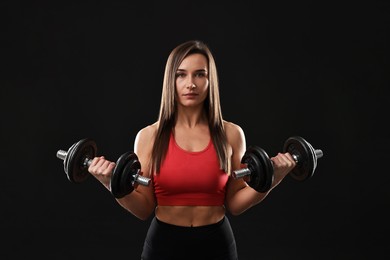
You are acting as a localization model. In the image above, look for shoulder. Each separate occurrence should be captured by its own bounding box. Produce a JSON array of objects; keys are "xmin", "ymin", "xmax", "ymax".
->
[
  {"xmin": 223, "ymin": 120, "xmax": 246, "ymax": 153},
  {"xmin": 136, "ymin": 122, "xmax": 158, "ymax": 140},
  {"xmin": 223, "ymin": 120, "xmax": 245, "ymax": 142},
  {"xmin": 134, "ymin": 122, "xmax": 158, "ymax": 153},
  {"xmin": 223, "ymin": 120, "xmax": 246, "ymax": 167}
]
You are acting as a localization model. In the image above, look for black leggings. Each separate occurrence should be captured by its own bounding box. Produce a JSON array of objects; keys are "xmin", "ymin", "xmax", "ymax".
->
[{"xmin": 141, "ymin": 216, "xmax": 238, "ymax": 260}]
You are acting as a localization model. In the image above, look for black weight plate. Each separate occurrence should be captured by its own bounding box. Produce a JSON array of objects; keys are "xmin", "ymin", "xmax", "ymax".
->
[
  {"xmin": 250, "ymin": 146, "xmax": 274, "ymax": 192},
  {"xmin": 64, "ymin": 142, "xmax": 77, "ymax": 176},
  {"xmin": 117, "ymin": 158, "xmax": 141, "ymax": 198},
  {"xmin": 242, "ymin": 146, "xmax": 264, "ymax": 193},
  {"xmin": 283, "ymin": 136, "xmax": 315, "ymax": 181},
  {"xmin": 67, "ymin": 138, "xmax": 97, "ymax": 183},
  {"xmin": 111, "ymin": 151, "xmax": 137, "ymax": 198}
]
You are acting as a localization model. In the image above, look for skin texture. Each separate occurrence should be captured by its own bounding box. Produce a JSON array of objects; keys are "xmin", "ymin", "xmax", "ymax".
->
[{"xmin": 88, "ymin": 53, "xmax": 296, "ymax": 226}]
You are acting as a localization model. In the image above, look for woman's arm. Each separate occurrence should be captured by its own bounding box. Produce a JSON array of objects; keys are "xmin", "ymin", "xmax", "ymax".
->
[
  {"xmin": 116, "ymin": 125, "xmax": 157, "ymax": 220},
  {"xmin": 224, "ymin": 122, "xmax": 296, "ymax": 216},
  {"xmin": 88, "ymin": 125, "xmax": 157, "ymax": 220}
]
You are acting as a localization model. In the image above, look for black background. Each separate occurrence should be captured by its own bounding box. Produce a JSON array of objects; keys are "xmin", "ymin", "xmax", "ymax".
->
[{"xmin": 2, "ymin": 1, "xmax": 389, "ymax": 259}]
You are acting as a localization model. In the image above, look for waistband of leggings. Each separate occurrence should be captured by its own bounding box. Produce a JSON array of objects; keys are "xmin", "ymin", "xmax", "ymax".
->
[{"xmin": 154, "ymin": 216, "xmax": 226, "ymax": 230}]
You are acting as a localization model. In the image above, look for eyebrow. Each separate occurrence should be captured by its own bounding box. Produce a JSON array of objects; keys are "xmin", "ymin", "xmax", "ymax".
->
[{"xmin": 176, "ymin": 69, "xmax": 208, "ymax": 73}]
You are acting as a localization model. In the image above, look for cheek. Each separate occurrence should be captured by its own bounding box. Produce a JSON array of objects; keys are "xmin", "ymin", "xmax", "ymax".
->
[
  {"xmin": 175, "ymin": 79, "xmax": 185, "ymax": 92},
  {"xmin": 200, "ymin": 81, "xmax": 209, "ymax": 95},
  {"xmin": 195, "ymin": 77, "xmax": 207, "ymax": 88},
  {"xmin": 175, "ymin": 80, "xmax": 180, "ymax": 93},
  {"xmin": 199, "ymin": 87, "xmax": 209, "ymax": 101}
]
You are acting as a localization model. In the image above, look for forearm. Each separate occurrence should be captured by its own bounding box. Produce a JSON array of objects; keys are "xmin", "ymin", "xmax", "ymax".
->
[
  {"xmin": 116, "ymin": 189, "xmax": 155, "ymax": 220},
  {"xmin": 227, "ymin": 184, "xmax": 271, "ymax": 216}
]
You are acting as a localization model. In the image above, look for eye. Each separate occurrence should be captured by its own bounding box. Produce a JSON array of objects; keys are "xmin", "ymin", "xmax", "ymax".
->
[
  {"xmin": 176, "ymin": 72, "xmax": 186, "ymax": 78},
  {"xmin": 195, "ymin": 72, "xmax": 207, "ymax": 78}
]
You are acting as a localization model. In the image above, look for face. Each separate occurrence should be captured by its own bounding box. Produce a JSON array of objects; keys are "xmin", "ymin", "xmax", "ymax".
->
[{"xmin": 175, "ymin": 53, "xmax": 209, "ymax": 109}]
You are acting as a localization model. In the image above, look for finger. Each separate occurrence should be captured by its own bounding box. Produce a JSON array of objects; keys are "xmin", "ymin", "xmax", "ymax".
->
[
  {"xmin": 271, "ymin": 153, "xmax": 286, "ymax": 164},
  {"xmin": 103, "ymin": 162, "xmax": 116, "ymax": 176},
  {"xmin": 271, "ymin": 153, "xmax": 293, "ymax": 168},
  {"xmin": 284, "ymin": 152, "xmax": 296, "ymax": 163},
  {"xmin": 89, "ymin": 156, "xmax": 101, "ymax": 167},
  {"xmin": 88, "ymin": 157, "xmax": 102, "ymax": 173},
  {"xmin": 94, "ymin": 156, "xmax": 107, "ymax": 168},
  {"xmin": 270, "ymin": 156, "xmax": 280, "ymax": 166},
  {"xmin": 278, "ymin": 153, "xmax": 297, "ymax": 170},
  {"xmin": 99, "ymin": 160, "xmax": 113, "ymax": 175},
  {"xmin": 89, "ymin": 156, "xmax": 106, "ymax": 174}
]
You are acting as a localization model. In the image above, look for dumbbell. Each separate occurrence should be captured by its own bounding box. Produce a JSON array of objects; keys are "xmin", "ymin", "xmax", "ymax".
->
[
  {"xmin": 232, "ymin": 136, "xmax": 323, "ymax": 193},
  {"xmin": 56, "ymin": 138, "xmax": 151, "ymax": 198}
]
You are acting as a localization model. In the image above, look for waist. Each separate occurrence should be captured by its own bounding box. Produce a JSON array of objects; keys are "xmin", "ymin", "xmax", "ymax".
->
[
  {"xmin": 156, "ymin": 193, "xmax": 226, "ymax": 206},
  {"xmin": 155, "ymin": 205, "xmax": 225, "ymax": 227}
]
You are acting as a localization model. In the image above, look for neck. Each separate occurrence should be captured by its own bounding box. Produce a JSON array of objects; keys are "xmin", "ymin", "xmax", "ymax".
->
[{"xmin": 176, "ymin": 106, "xmax": 207, "ymax": 128}]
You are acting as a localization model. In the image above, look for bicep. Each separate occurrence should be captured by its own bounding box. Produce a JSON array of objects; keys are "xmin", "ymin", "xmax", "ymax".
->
[
  {"xmin": 229, "ymin": 123, "xmax": 246, "ymax": 173},
  {"xmin": 225, "ymin": 124, "xmax": 247, "ymax": 202},
  {"xmin": 134, "ymin": 127, "xmax": 154, "ymax": 177},
  {"xmin": 132, "ymin": 128, "xmax": 156, "ymax": 205}
]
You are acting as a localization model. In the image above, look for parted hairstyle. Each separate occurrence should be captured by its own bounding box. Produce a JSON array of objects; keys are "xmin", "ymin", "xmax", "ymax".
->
[{"xmin": 151, "ymin": 40, "xmax": 229, "ymax": 174}]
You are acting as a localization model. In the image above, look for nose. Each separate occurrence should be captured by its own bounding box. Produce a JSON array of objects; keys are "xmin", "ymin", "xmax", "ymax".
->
[
  {"xmin": 186, "ymin": 79, "xmax": 196, "ymax": 89},
  {"xmin": 187, "ymin": 83, "xmax": 196, "ymax": 89}
]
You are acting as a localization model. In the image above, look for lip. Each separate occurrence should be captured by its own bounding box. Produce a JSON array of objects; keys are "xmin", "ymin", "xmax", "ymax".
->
[{"xmin": 183, "ymin": 93, "xmax": 198, "ymax": 97}]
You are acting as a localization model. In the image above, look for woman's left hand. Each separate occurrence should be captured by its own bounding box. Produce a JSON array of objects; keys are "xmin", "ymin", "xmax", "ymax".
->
[{"xmin": 270, "ymin": 152, "xmax": 296, "ymax": 188}]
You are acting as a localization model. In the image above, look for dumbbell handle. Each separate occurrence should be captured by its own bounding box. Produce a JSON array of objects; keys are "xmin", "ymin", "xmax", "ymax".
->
[
  {"xmin": 232, "ymin": 168, "xmax": 250, "ymax": 179},
  {"xmin": 232, "ymin": 149, "xmax": 324, "ymax": 179},
  {"xmin": 291, "ymin": 149, "xmax": 324, "ymax": 163},
  {"xmin": 56, "ymin": 149, "xmax": 150, "ymax": 186}
]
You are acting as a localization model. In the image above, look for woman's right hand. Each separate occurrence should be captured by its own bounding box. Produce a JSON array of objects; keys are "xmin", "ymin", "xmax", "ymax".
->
[{"xmin": 88, "ymin": 156, "xmax": 116, "ymax": 190}]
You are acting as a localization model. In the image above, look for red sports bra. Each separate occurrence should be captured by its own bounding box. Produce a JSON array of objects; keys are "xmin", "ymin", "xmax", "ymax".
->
[{"xmin": 153, "ymin": 133, "xmax": 228, "ymax": 206}]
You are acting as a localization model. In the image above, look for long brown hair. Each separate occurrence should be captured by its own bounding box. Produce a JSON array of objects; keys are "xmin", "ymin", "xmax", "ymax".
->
[{"xmin": 151, "ymin": 40, "xmax": 229, "ymax": 174}]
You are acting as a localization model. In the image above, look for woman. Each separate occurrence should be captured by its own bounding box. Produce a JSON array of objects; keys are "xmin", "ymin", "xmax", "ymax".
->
[{"xmin": 88, "ymin": 40, "xmax": 296, "ymax": 259}]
